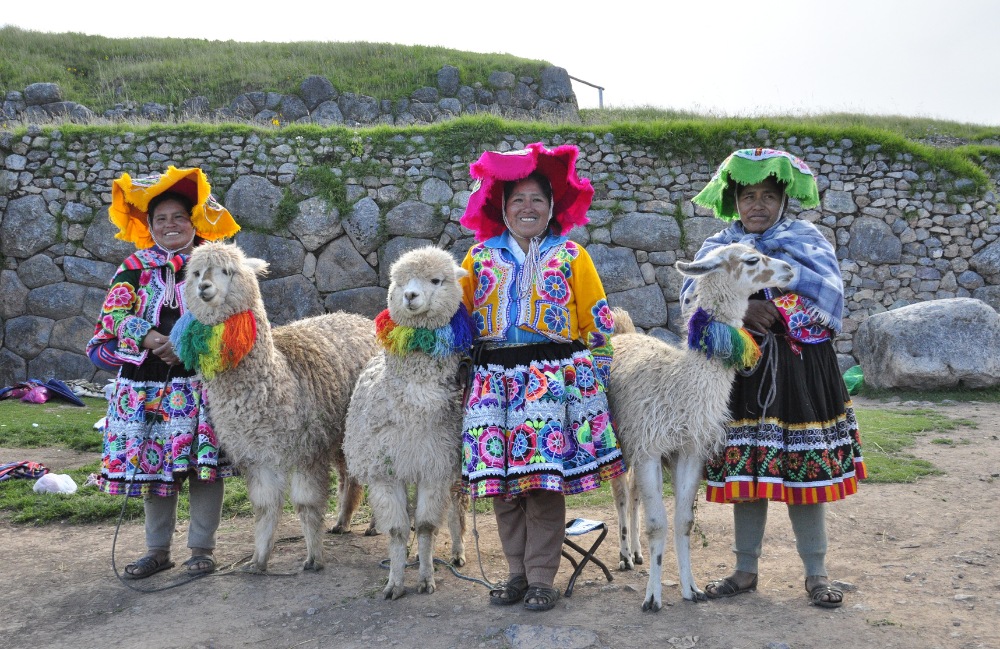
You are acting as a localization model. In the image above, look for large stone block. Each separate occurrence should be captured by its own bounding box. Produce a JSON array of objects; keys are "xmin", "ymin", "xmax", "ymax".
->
[
  {"xmin": 234, "ymin": 232, "xmax": 305, "ymax": 279},
  {"xmin": 0, "ymin": 348, "xmax": 27, "ymax": 386},
  {"xmin": 288, "ymin": 197, "xmax": 342, "ymax": 251},
  {"xmin": 587, "ymin": 244, "xmax": 644, "ymax": 294},
  {"xmin": 82, "ymin": 287, "xmax": 107, "ymax": 323},
  {"xmin": 50, "ymin": 315, "xmax": 95, "ymax": 354},
  {"xmin": 23, "ymin": 83, "xmax": 62, "ymax": 106},
  {"xmin": 488, "ymin": 71, "xmax": 516, "ymax": 89},
  {"xmin": 420, "ymin": 178, "xmax": 454, "ymax": 205},
  {"xmin": 16, "ymin": 254, "xmax": 63, "ymax": 288},
  {"xmin": 338, "ymin": 93, "xmax": 380, "ymax": 123},
  {"xmin": 0, "ymin": 270, "xmax": 28, "ymax": 320},
  {"xmin": 823, "ymin": 190, "xmax": 857, "ymax": 214},
  {"xmin": 610, "ymin": 213, "xmax": 681, "ymax": 252},
  {"xmin": 224, "ymin": 175, "xmax": 283, "ymax": 230},
  {"xmin": 299, "ymin": 75, "xmax": 338, "ymax": 111},
  {"xmin": 63, "ymin": 256, "xmax": 117, "ymax": 288},
  {"xmin": 683, "ymin": 216, "xmax": 728, "ymax": 258},
  {"xmin": 5, "ymin": 315, "xmax": 54, "ymax": 359},
  {"xmin": 314, "ymin": 236, "xmax": 377, "ymax": 293},
  {"xmin": 311, "ymin": 101, "xmax": 344, "ymax": 126},
  {"xmin": 2, "ymin": 195, "xmax": 58, "ymax": 258},
  {"xmin": 277, "ymin": 95, "xmax": 309, "ymax": 122},
  {"xmin": 437, "ymin": 66, "xmax": 460, "ymax": 96},
  {"xmin": 324, "ymin": 286, "xmax": 387, "ymax": 319},
  {"xmin": 344, "ymin": 197, "xmax": 386, "ymax": 256},
  {"xmin": 970, "ymin": 239, "xmax": 1000, "ymax": 283},
  {"xmin": 512, "ymin": 83, "xmax": 539, "ymax": 110},
  {"xmin": 82, "ymin": 207, "xmax": 139, "ymax": 263},
  {"xmin": 607, "ymin": 283, "xmax": 668, "ymax": 329},
  {"xmin": 848, "ymin": 216, "xmax": 901, "ymax": 263},
  {"xmin": 855, "ymin": 298, "xmax": 1000, "ymax": 389},
  {"xmin": 973, "ymin": 285, "xmax": 1000, "ymax": 312},
  {"xmin": 27, "ymin": 348, "xmax": 95, "ymax": 381},
  {"xmin": 379, "ymin": 237, "xmax": 434, "ymax": 287},
  {"xmin": 654, "ymin": 264, "xmax": 685, "ymax": 301},
  {"xmin": 385, "ymin": 201, "xmax": 445, "ymax": 238},
  {"xmin": 540, "ymin": 66, "xmax": 574, "ymax": 102},
  {"xmin": 258, "ymin": 274, "xmax": 323, "ymax": 326},
  {"xmin": 27, "ymin": 282, "xmax": 85, "ymax": 319}
]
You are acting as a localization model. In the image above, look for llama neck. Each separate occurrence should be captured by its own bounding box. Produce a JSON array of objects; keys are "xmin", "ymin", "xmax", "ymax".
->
[
  {"xmin": 692, "ymin": 273, "xmax": 752, "ymax": 328},
  {"xmin": 247, "ymin": 301, "xmax": 277, "ymax": 368}
]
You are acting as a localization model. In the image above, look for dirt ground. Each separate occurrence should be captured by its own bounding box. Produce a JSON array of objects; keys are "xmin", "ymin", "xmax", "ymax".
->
[{"xmin": 1, "ymin": 396, "xmax": 998, "ymax": 649}]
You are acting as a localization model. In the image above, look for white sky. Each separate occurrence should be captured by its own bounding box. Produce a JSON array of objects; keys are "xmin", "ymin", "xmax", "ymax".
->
[{"xmin": 5, "ymin": 0, "xmax": 999, "ymax": 125}]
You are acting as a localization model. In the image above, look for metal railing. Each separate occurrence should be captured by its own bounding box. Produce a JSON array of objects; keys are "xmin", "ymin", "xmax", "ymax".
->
[{"xmin": 568, "ymin": 76, "xmax": 604, "ymax": 109}]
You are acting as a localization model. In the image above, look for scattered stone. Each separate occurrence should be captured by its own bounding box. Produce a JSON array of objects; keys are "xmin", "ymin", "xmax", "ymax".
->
[
  {"xmin": 324, "ymin": 286, "xmax": 387, "ymax": 319},
  {"xmin": 1, "ymin": 195, "xmax": 58, "ymax": 258},
  {"xmin": 288, "ymin": 197, "xmax": 342, "ymax": 251},
  {"xmin": 258, "ymin": 274, "xmax": 322, "ymax": 326},
  {"xmin": 385, "ymin": 201, "xmax": 444, "ymax": 238},
  {"xmin": 504, "ymin": 624, "xmax": 599, "ymax": 649},
  {"xmin": 224, "ymin": 175, "xmax": 283, "ymax": 229},
  {"xmin": 16, "ymin": 254, "xmax": 64, "ymax": 288},
  {"xmin": 234, "ymin": 232, "xmax": 305, "ymax": 279},
  {"xmin": 855, "ymin": 298, "xmax": 1000, "ymax": 389},
  {"xmin": 314, "ymin": 236, "xmax": 378, "ymax": 293},
  {"xmin": 378, "ymin": 237, "xmax": 434, "ymax": 287}
]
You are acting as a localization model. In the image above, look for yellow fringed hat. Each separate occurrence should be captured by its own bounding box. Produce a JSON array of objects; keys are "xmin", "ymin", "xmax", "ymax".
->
[{"xmin": 110, "ymin": 166, "xmax": 240, "ymax": 249}]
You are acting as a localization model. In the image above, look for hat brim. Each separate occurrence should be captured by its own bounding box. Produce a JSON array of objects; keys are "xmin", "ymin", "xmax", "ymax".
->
[
  {"xmin": 110, "ymin": 166, "xmax": 240, "ymax": 248},
  {"xmin": 461, "ymin": 142, "xmax": 594, "ymax": 242}
]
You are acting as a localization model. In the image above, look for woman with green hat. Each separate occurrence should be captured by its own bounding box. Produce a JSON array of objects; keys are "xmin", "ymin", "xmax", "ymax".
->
[{"xmin": 682, "ymin": 149, "xmax": 866, "ymax": 608}]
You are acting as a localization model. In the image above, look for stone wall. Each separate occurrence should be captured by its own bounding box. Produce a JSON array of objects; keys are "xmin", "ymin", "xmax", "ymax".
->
[
  {"xmin": 1, "ymin": 123, "xmax": 999, "ymax": 386},
  {"xmin": 2, "ymin": 66, "xmax": 580, "ymax": 127}
]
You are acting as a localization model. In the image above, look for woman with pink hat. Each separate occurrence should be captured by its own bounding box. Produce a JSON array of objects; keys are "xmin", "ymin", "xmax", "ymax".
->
[{"xmin": 459, "ymin": 142, "xmax": 626, "ymax": 611}]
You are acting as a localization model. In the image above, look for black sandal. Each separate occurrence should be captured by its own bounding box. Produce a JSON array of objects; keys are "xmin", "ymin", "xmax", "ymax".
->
[
  {"xmin": 704, "ymin": 575, "xmax": 758, "ymax": 599},
  {"xmin": 807, "ymin": 579, "xmax": 844, "ymax": 608},
  {"xmin": 489, "ymin": 575, "xmax": 529, "ymax": 605},
  {"xmin": 123, "ymin": 555, "xmax": 175, "ymax": 580},
  {"xmin": 183, "ymin": 555, "xmax": 217, "ymax": 576},
  {"xmin": 523, "ymin": 585, "xmax": 560, "ymax": 611}
]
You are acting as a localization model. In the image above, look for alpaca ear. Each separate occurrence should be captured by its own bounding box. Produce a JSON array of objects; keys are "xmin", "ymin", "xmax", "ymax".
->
[
  {"xmin": 455, "ymin": 266, "xmax": 469, "ymax": 279},
  {"xmin": 245, "ymin": 258, "xmax": 270, "ymax": 276},
  {"xmin": 676, "ymin": 256, "xmax": 723, "ymax": 277}
]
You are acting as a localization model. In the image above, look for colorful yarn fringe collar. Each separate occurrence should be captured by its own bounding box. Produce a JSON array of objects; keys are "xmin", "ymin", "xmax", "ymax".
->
[
  {"xmin": 170, "ymin": 310, "xmax": 257, "ymax": 379},
  {"xmin": 686, "ymin": 307, "xmax": 761, "ymax": 370},
  {"xmin": 375, "ymin": 304, "xmax": 474, "ymax": 358}
]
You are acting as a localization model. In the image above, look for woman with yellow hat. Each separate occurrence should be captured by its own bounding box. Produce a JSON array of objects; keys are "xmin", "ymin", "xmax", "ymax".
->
[{"xmin": 86, "ymin": 167, "xmax": 241, "ymax": 579}]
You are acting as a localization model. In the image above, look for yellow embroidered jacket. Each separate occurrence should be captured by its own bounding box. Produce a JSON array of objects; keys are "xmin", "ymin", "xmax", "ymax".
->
[{"xmin": 460, "ymin": 235, "xmax": 615, "ymax": 385}]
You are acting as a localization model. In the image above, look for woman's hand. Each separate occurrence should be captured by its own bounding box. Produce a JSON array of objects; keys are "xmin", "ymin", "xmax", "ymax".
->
[
  {"xmin": 142, "ymin": 330, "xmax": 181, "ymax": 365},
  {"xmin": 742, "ymin": 300, "xmax": 781, "ymax": 335}
]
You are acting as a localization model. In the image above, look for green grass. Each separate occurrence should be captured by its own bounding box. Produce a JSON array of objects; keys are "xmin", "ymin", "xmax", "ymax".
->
[
  {"xmin": 0, "ymin": 27, "xmax": 549, "ymax": 113},
  {"xmin": 856, "ymin": 408, "xmax": 976, "ymax": 483},
  {"xmin": 0, "ymin": 397, "xmax": 106, "ymax": 451},
  {"xmin": 858, "ymin": 384, "xmax": 1000, "ymax": 403}
]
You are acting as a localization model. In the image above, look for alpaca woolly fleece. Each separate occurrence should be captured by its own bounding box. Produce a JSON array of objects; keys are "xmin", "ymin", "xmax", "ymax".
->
[{"xmin": 184, "ymin": 242, "xmax": 379, "ymax": 572}]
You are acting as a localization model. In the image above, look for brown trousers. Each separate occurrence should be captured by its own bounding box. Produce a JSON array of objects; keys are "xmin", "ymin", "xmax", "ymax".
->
[{"xmin": 493, "ymin": 490, "xmax": 566, "ymax": 587}]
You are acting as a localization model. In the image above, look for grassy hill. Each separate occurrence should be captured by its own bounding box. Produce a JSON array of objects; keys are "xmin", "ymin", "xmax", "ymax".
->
[{"xmin": 0, "ymin": 26, "xmax": 550, "ymax": 112}]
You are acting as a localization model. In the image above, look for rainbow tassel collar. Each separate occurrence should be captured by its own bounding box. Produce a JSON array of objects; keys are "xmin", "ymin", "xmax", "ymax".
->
[
  {"xmin": 686, "ymin": 307, "xmax": 761, "ymax": 370},
  {"xmin": 375, "ymin": 304, "xmax": 474, "ymax": 358},
  {"xmin": 170, "ymin": 310, "xmax": 257, "ymax": 379}
]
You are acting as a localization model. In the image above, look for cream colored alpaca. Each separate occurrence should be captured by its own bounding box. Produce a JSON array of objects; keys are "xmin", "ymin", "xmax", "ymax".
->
[
  {"xmin": 607, "ymin": 243, "xmax": 794, "ymax": 610},
  {"xmin": 343, "ymin": 246, "xmax": 470, "ymax": 600},
  {"xmin": 183, "ymin": 242, "xmax": 378, "ymax": 573}
]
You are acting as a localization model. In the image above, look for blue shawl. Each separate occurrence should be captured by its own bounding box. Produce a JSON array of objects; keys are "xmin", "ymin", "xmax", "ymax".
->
[{"xmin": 680, "ymin": 217, "xmax": 845, "ymax": 333}]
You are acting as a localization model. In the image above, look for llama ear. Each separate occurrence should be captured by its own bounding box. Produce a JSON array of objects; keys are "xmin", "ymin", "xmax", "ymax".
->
[
  {"xmin": 676, "ymin": 256, "xmax": 723, "ymax": 277},
  {"xmin": 455, "ymin": 266, "xmax": 469, "ymax": 279},
  {"xmin": 244, "ymin": 257, "xmax": 270, "ymax": 276}
]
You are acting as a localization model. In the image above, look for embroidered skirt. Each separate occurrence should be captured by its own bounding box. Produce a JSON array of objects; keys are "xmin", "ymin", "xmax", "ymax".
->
[
  {"xmin": 462, "ymin": 340, "xmax": 626, "ymax": 499},
  {"xmin": 100, "ymin": 359, "xmax": 236, "ymax": 497},
  {"xmin": 706, "ymin": 338, "xmax": 866, "ymax": 505}
]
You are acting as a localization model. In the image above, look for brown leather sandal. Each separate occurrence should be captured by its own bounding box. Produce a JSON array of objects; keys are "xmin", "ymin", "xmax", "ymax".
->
[
  {"xmin": 704, "ymin": 575, "xmax": 758, "ymax": 599},
  {"xmin": 489, "ymin": 575, "xmax": 529, "ymax": 605}
]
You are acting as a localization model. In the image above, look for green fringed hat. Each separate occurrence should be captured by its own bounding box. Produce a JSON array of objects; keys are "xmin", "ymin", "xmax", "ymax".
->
[{"xmin": 693, "ymin": 148, "xmax": 820, "ymax": 221}]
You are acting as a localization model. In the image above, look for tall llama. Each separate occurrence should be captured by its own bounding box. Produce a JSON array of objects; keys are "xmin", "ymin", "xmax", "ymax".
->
[
  {"xmin": 176, "ymin": 242, "xmax": 378, "ymax": 572},
  {"xmin": 608, "ymin": 243, "xmax": 794, "ymax": 610}
]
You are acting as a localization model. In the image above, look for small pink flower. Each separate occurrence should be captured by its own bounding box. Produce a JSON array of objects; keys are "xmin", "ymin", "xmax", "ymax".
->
[{"xmin": 104, "ymin": 283, "xmax": 137, "ymax": 310}]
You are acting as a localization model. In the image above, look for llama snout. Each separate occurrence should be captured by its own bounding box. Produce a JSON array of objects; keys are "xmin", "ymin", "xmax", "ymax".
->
[
  {"xmin": 198, "ymin": 281, "xmax": 218, "ymax": 301},
  {"xmin": 776, "ymin": 261, "xmax": 796, "ymax": 287},
  {"xmin": 402, "ymin": 279, "xmax": 426, "ymax": 312}
]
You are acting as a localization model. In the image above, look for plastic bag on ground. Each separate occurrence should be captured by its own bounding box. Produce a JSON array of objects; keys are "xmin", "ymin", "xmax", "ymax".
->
[
  {"xmin": 843, "ymin": 365, "xmax": 864, "ymax": 395},
  {"xmin": 33, "ymin": 473, "xmax": 78, "ymax": 494}
]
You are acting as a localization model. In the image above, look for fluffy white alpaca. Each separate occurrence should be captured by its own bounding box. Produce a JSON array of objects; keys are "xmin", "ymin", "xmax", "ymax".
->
[
  {"xmin": 179, "ymin": 242, "xmax": 378, "ymax": 573},
  {"xmin": 607, "ymin": 243, "xmax": 794, "ymax": 610},
  {"xmin": 343, "ymin": 246, "xmax": 472, "ymax": 600}
]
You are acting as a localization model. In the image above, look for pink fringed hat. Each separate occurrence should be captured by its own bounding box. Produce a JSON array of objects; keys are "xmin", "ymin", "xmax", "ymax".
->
[{"xmin": 461, "ymin": 142, "xmax": 594, "ymax": 242}]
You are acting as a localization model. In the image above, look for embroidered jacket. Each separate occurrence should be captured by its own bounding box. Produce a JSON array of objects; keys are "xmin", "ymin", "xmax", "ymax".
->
[
  {"xmin": 460, "ymin": 235, "xmax": 615, "ymax": 385},
  {"xmin": 86, "ymin": 247, "xmax": 189, "ymax": 366}
]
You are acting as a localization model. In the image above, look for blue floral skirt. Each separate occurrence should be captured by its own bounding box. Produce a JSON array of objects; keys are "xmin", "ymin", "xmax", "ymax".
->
[{"xmin": 462, "ymin": 341, "xmax": 626, "ymax": 499}]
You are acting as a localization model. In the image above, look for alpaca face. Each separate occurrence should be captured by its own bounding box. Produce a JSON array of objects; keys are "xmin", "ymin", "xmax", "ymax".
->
[
  {"xmin": 387, "ymin": 247, "xmax": 468, "ymax": 329},
  {"xmin": 184, "ymin": 242, "xmax": 269, "ymax": 326},
  {"xmin": 677, "ymin": 243, "xmax": 795, "ymax": 298}
]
